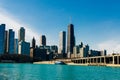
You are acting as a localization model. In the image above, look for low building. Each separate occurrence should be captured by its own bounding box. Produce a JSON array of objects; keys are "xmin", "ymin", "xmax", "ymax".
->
[
  {"xmin": 33, "ymin": 47, "xmax": 47, "ymax": 61},
  {"xmin": 73, "ymin": 46, "xmax": 79, "ymax": 58},
  {"xmin": 79, "ymin": 45, "xmax": 89, "ymax": 57},
  {"xmin": 18, "ymin": 40, "xmax": 30, "ymax": 56},
  {"xmin": 89, "ymin": 50, "xmax": 107, "ymax": 57}
]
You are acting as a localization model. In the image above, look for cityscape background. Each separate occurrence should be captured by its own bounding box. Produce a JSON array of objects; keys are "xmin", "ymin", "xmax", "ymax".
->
[{"xmin": 0, "ymin": 0, "xmax": 120, "ymax": 54}]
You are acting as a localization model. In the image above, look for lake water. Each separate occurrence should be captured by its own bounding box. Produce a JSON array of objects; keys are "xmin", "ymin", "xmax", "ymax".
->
[{"xmin": 0, "ymin": 64, "xmax": 120, "ymax": 80}]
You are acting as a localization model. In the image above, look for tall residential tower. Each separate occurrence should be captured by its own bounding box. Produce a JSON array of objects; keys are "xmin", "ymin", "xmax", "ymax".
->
[
  {"xmin": 59, "ymin": 31, "xmax": 66, "ymax": 56},
  {"xmin": 7, "ymin": 29, "xmax": 15, "ymax": 54},
  {"xmin": 0, "ymin": 24, "xmax": 5, "ymax": 54},
  {"xmin": 18, "ymin": 27, "xmax": 25, "ymax": 42}
]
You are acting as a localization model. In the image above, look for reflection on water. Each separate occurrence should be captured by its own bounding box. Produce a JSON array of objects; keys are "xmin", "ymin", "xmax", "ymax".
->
[{"xmin": 0, "ymin": 64, "xmax": 120, "ymax": 80}]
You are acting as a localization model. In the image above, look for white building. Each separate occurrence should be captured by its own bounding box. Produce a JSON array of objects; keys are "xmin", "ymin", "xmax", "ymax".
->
[{"xmin": 58, "ymin": 31, "xmax": 66, "ymax": 54}]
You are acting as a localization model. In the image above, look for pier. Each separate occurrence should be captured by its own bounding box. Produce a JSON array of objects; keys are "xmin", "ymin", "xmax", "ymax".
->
[{"xmin": 71, "ymin": 54, "xmax": 120, "ymax": 66}]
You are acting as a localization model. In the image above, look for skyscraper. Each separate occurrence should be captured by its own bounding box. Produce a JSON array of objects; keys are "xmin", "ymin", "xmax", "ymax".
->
[
  {"xmin": 40, "ymin": 35, "xmax": 46, "ymax": 46},
  {"xmin": 0, "ymin": 24, "xmax": 5, "ymax": 54},
  {"xmin": 4, "ymin": 31, "xmax": 8, "ymax": 53},
  {"xmin": 32, "ymin": 37, "xmax": 36, "ymax": 48},
  {"xmin": 14, "ymin": 39, "xmax": 18, "ymax": 54},
  {"xmin": 7, "ymin": 29, "xmax": 15, "ymax": 54},
  {"xmin": 67, "ymin": 24, "xmax": 75, "ymax": 57},
  {"xmin": 59, "ymin": 31, "xmax": 66, "ymax": 55},
  {"xmin": 18, "ymin": 27, "xmax": 25, "ymax": 42}
]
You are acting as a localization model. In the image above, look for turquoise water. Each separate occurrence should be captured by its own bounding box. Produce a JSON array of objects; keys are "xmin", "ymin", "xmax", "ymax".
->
[{"xmin": 0, "ymin": 64, "xmax": 120, "ymax": 80}]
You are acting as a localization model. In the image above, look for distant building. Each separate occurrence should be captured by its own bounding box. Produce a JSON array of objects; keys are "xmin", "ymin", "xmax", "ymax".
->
[
  {"xmin": 67, "ymin": 24, "xmax": 75, "ymax": 58},
  {"xmin": 18, "ymin": 27, "xmax": 25, "ymax": 42},
  {"xmin": 39, "ymin": 45, "xmax": 50, "ymax": 52},
  {"xmin": 89, "ymin": 50, "xmax": 101, "ymax": 57},
  {"xmin": 33, "ymin": 47, "xmax": 47, "ymax": 61},
  {"xmin": 40, "ymin": 35, "xmax": 46, "ymax": 46},
  {"xmin": 0, "ymin": 24, "xmax": 5, "ymax": 54},
  {"xmin": 73, "ymin": 46, "xmax": 79, "ymax": 57},
  {"xmin": 30, "ymin": 48, "xmax": 34, "ymax": 58},
  {"xmin": 32, "ymin": 37, "xmax": 36, "ymax": 48},
  {"xmin": 100, "ymin": 50, "xmax": 107, "ymax": 56},
  {"xmin": 7, "ymin": 29, "xmax": 15, "ymax": 54},
  {"xmin": 59, "ymin": 31, "xmax": 66, "ymax": 56},
  {"xmin": 18, "ymin": 40, "xmax": 30, "ymax": 56},
  {"xmin": 89, "ymin": 49, "xmax": 107, "ymax": 57},
  {"xmin": 14, "ymin": 39, "xmax": 18, "ymax": 54},
  {"xmin": 51, "ymin": 45, "xmax": 58, "ymax": 53},
  {"xmin": 79, "ymin": 45, "xmax": 89, "ymax": 57}
]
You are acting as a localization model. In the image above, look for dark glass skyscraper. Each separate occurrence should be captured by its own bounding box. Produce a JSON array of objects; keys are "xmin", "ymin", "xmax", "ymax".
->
[
  {"xmin": 7, "ymin": 29, "xmax": 15, "ymax": 54},
  {"xmin": 18, "ymin": 27, "xmax": 25, "ymax": 42},
  {"xmin": 0, "ymin": 24, "xmax": 5, "ymax": 54},
  {"xmin": 67, "ymin": 24, "xmax": 75, "ymax": 55},
  {"xmin": 40, "ymin": 35, "xmax": 46, "ymax": 46}
]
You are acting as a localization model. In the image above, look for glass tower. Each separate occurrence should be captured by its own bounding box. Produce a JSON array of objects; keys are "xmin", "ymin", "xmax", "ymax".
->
[
  {"xmin": 0, "ymin": 24, "xmax": 5, "ymax": 54},
  {"xmin": 7, "ymin": 29, "xmax": 15, "ymax": 54}
]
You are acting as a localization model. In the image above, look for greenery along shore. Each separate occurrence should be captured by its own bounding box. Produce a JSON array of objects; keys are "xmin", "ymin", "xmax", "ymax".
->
[{"xmin": 0, "ymin": 54, "xmax": 33, "ymax": 63}]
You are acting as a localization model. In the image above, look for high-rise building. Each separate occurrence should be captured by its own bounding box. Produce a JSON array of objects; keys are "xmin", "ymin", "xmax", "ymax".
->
[
  {"xmin": 40, "ymin": 35, "xmax": 46, "ymax": 46},
  {"xmin": 14, "ymin": 39, "xmax": 18, "ymax": 54},
  {"xmin": 18, "ymin": 40, "xmax": 30, "ymax": 56},
  {"xmin": 59, "ymin": 31, "xmax": 66, "ymax": 55},
  {"xmin": 32, "ymin": 37, "xmax": 36, "ymax": 48},
  {"xmin": 18, "ymin": 27, "xmax": 25, "ymax": 42},
  {"xmin": 7, "ymin": 29, "xmax": 15, "ymax": 54},
  {"xmin": 4, "ymin": 31, "xmax": 8, "ymax": 53},
  {"xmin": 0, "ymin": 24, "xmax": 5, "ymax": 54},
  {"xmin": 67, "ymin": 24, "xmax": 75, "ymax": 57}
]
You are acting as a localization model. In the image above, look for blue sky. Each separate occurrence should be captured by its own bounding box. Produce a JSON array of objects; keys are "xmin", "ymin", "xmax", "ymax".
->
[{"xmin": 0, "ymin": 0, "xmax": 120, "ymax": 54}]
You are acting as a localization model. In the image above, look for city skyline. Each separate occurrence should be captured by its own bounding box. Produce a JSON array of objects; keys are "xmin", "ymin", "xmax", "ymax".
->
[{"xmin": 0, "ymin": 0, "xmax": 120, "ymax": 54}]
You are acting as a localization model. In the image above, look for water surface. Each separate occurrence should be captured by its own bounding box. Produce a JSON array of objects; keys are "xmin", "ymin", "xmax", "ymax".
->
[{"xmin": 0, "ymin": 64, "xmax": 120, "ymax": 80}]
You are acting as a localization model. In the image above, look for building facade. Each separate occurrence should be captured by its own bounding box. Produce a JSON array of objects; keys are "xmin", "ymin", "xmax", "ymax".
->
[
  {"xmin": 32, "ymin": 37, "xmax": 36, "ymax": 48},
  {"xmin": 18, "ymin": 27, "xmax": 25, "ymax": 42},
  {"xmin": 59, "ymin": 31, "xmax": 66, "ymax": 55},
  {"xmin": 7, "ymin": 29, "xmax": 15, "ymax": 54},
  {"xmin": 0, "ymin": 24, "xmax": 5, "ymax": 54},
  {"xmin": 14, "ymin": 39, "xmax": 18, "ymax": 54},
  {"xmin": 4, "ymin": 31, "xmax": 8, "ymax": 53},
  {"xmin": 18, "ymin": 41, "xmax": 30, "ymax": 56},
  {"xmin": 73, "ymin": 46, "xmax": 80, "ymax": 57},
  {"xmin": 79, "ymin": 45, "xmax": 89, "ymax": 57}
]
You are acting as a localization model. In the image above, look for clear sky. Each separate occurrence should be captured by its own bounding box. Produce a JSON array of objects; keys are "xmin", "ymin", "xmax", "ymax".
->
[{"xmin": 0, "ymin": 0, "xmax": 120, "ymax": 54}]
